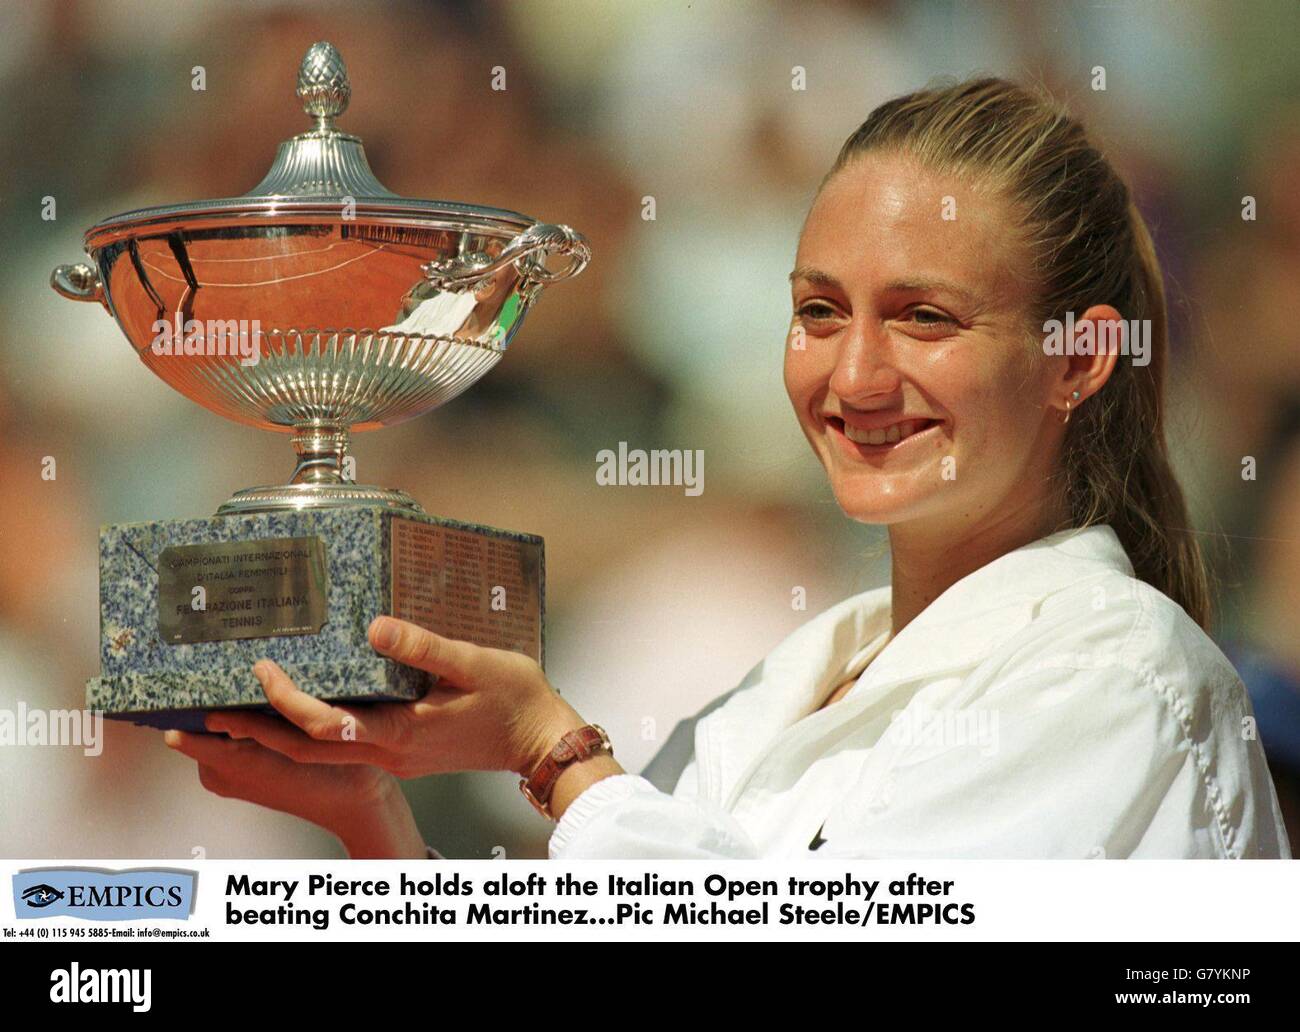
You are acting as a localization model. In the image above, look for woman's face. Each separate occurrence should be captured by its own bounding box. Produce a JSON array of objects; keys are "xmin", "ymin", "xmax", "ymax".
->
[{"xmin": 784, "ymin": 150, "xmax": 1062, "ymax": 533}]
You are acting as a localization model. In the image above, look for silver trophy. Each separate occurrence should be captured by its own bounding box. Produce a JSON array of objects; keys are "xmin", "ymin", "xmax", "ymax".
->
[{"xmin": 50, "ymin": 42, "xmax": 589, "ymax": 728}]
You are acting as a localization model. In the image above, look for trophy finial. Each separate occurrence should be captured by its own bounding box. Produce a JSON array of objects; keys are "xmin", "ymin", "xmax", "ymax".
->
[
  {"xmin": 296, "ymin": 41, "xmax": 350, "ymax": 129},
  {"xmin": 243, "ymin": 39, "xmax": 392, "ymax": 197}
]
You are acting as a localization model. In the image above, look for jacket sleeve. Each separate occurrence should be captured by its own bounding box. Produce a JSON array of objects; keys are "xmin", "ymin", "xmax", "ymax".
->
[
  {"xmin": 548, "ymin": 767, "xmax": 763, "ymax": 859},
  {"xmin": 547, "ymin": 659, "xmax": 1288, "ymax": 859},
  {"xmin": 544, "ymin": 662, "xmax": 1190, "ymax": 860},
  {"xmin": 814, "ymin": 659, "xmax": 1284, "ymax": 859},
  {"xmin": 546, "ymin": 680, "xmax": 767, "ymax": 859}
]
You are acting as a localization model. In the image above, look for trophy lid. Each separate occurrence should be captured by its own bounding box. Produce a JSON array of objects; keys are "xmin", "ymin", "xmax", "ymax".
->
[
  {"xmin": 85, "ymin": 41, "xmax": 531, "ymax": 244},
  {"xmin": 244, "ymin": 40, "xmax": 397, "ymax": 199}
]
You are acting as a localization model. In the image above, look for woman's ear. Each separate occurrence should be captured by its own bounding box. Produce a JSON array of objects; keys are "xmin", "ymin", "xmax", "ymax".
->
[{"xmin": 1056, "ymin": 303, "xmax": 1124, "ymax": 408}]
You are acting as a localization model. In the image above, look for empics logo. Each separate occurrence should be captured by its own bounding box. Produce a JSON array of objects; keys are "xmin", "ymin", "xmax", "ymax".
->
[
  {"xmin": 19, "ymin": 883, "xmax": 66, "ymax": 909},
  {"xmin": 13, "ymin": 868, "xmax": 196, "ymax": 921},
  {"xmin": 50, "ymin": 963, "xmax": 151, "ymax": 1013}
]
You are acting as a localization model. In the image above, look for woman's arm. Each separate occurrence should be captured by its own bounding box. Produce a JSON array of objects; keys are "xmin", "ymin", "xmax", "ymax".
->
[
  {"xmin": 162, "ymin": 729, "xmax": 428, "ymax": 858},
  {"xmin": 335, "ymin": 772, "xmax": 428, "ymax": 859},
  {"xmin": 167, "ymin": 616, "xmax": 640, "ymax": 855}
]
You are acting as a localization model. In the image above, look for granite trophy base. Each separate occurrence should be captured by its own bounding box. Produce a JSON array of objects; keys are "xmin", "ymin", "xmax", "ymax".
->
[{"xmin": 89, "ymin": 507, "xmax": 544, "ymax": 732}]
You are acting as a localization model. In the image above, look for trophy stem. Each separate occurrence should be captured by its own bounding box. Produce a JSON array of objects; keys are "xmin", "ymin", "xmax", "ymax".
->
[
  {"xmin": 213, "ymin": 420, "xmax": 424, "ymax": 516},
  {"xmin": 290, "ymin": 421, "xmax": 350, "ymax": 485}
]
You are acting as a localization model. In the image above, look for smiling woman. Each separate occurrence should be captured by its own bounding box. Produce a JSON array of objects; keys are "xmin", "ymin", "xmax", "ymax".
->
[{"xmin": 166, "ymin": 77, "xmax": 1290, "ymax": 860}]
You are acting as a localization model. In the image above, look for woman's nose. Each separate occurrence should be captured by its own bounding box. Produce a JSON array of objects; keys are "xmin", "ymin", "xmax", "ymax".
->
[{"xmin": 828, "ymin": 320, "xmax": 902, "ymax": 402}]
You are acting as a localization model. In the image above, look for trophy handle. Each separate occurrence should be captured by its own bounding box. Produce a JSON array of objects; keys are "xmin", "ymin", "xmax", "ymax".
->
[
  {"xmin": 421, "ymin": 222, "xmax": 591, "ymax": 291},
  {"xmin": 51, "ymin": 262, "xmax": 106, "ymax": 305}
]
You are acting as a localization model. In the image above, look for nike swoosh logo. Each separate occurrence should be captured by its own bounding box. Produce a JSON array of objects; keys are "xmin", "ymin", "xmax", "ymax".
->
[{"xmin": 808, "ymin": 820, "xmax": 828, "ymax": 851}]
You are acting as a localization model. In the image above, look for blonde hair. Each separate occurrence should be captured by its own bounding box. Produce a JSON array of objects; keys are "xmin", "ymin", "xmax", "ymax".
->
[{"xmin": 827, "ymin": 77, "xmax": 1211, "ymax": 628}]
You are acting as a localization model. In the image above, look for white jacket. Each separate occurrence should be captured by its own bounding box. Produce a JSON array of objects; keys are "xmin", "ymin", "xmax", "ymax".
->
[{"xmin": 549, "ymin": 525, "xmax": 1291, "ymax": 859}]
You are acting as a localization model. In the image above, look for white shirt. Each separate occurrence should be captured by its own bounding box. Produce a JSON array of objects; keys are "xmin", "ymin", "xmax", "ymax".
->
[{"xmin": 548, "ymin": 525, "xmax": 1291, "ymax": 859}]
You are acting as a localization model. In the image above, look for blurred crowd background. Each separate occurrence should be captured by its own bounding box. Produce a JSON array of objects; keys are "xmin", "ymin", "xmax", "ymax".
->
[{"xmin": 1, "ymin": 0, "xmax": 1298, "ymax": 858}]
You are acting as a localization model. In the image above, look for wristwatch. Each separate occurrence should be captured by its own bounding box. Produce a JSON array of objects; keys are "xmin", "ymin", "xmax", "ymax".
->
[{"xmin": 519, "ymin": 724, "xmax": 612, "ymax": 820}]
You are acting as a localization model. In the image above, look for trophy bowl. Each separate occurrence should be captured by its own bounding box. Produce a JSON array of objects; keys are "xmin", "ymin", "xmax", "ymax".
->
[{"xmin": 51, "ymin": 41, "xmax": 589, "ymax": 515}]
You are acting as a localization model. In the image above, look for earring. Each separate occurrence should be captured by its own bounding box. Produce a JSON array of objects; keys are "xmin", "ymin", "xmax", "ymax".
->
[{"xmin": 1061, "ymin": 390, "xmax": 1080, "ymax": 425}]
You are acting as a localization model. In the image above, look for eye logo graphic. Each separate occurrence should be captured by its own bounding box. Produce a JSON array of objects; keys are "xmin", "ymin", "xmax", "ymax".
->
[{"xmin": 21, "ymin": 884, "xmax": 66, "ymax": 909}]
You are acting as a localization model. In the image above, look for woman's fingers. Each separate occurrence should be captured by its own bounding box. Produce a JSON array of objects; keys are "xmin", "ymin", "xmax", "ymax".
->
[
  {"xmin": 253, "ymin": 660, "xmax": 363, "ymax": 742},
  {"xmin": 250, "ymin": 660, "xmax": 417, "ymax": 751},
  {"xmin": 203, "ymin": 709, "xmax": 389, "ymax": 766},
  {"xmin": 367, "ymin": 616, "xmax": 485, "ymax": 685},
  {"xmin": 164, "ymin": 730, "xmax": 263, "ymax": 795},
  {"xmin": 195, "ymin": 660, "xmax": 428, "ymax": 764},
  {"xmin": 332, "ymin": 702, "xmax": 417, "ymax": 750},
  {"xmin": 164, "ymin": 728, "xmax": 239, "ymax": 763}
]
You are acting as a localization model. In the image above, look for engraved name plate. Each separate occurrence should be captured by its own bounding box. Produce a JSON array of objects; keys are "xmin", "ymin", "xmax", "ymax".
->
[
  {"xmin": 158, "ymin": 537, "xmax": 329, "ymax": 644},
  {"xmin": 391, "ymin": 518, "xmax": 543, "ymax": 664}
]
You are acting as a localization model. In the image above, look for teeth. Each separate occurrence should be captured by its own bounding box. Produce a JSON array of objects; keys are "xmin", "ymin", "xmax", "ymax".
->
[{"xmin": 842, "ymin": 419, "xmax": 927, "ymax": 446}]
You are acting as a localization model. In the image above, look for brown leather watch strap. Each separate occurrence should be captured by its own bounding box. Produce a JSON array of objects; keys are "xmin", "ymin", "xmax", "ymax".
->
[{"xmin": 520, "ymin": 724, "xmax": 612, "ymax": 819}]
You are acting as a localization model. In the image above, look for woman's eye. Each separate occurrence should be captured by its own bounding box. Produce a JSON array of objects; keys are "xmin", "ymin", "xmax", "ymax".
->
[
  {"xmin": 796, "ymin": 302, "xmax": 838, "ymax": 320},
  {"xmin": 901, "ymin": 306, "xmax": 960, "ymax": 332}
]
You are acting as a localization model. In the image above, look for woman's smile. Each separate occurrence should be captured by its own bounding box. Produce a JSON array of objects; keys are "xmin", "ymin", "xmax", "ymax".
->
[{"xmin": 824, "ymin": 413, "xmax": 944, "ymax": 456}]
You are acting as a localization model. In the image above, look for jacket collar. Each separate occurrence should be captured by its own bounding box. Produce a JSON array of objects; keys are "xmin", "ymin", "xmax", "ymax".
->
[{"xmin": 694, "ymin": 523, "xmax": 1134, "ymax": 806}]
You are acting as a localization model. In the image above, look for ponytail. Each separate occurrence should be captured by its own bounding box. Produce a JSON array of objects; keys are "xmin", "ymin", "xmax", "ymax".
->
[{"xmin": 1063, "ymin": 202, "xmax": 1211, "ymax": 628}]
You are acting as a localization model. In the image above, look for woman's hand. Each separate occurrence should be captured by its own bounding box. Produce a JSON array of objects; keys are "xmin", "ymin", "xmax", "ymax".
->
[
  {"xmin": 205, "ymin": 617, "xmax": 589, "ymax": 781},
  {"xmin": 168, "ymin": 616, "xmax": 625, "ymax": 846},
  {"xmin": 162, "ymin": 730, "xmax": 426, "ymax": 858}
]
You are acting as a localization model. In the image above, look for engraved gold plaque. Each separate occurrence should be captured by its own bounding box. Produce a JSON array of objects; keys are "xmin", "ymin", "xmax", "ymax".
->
[{"xmin": 158, "ymin": 537, "xmax": 329, "ymax": 644}]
